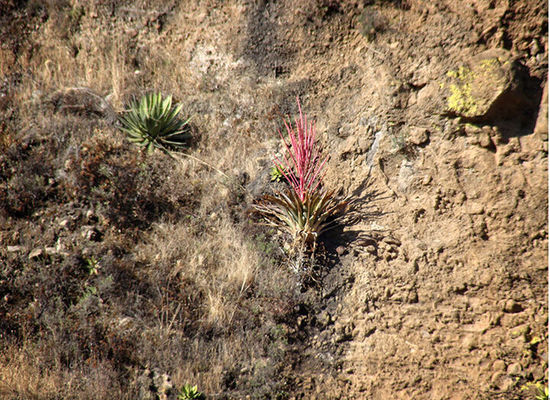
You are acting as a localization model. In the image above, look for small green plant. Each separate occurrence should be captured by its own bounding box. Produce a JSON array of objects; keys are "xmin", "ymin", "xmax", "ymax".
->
[
  {"xmin": 270, "ymin": 165, "xmax": 284, "ymax": 182},
  {"xmin": 84, "ymin": 256, "xmax": 100, "ymax": 276},
  {"xmin": 177, "ymin": 384, "xmax": 204, "ymax": 400},
  {"xmin": 254, "ymin": 187, "xmax": 346, "ymax": 248},
  {"xmin": 119, "ymin": 92, "xmax": 191, "ymax": 153}
]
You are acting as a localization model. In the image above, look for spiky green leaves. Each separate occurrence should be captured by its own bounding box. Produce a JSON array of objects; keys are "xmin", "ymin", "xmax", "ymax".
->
[
  {"xmin": 177, "ymin": 384, "xmax": 203, "ymax": 400},
  {"xmin": 119, "ymin": 93, "xmax": 190, "ymax": 153},
  {"xmin": 255, "ymin": 188, "xmax": 348, "ymax": 247},
  {"xmin": 270, "ymin": 165, "xmax": 284, "ymax": 182}
]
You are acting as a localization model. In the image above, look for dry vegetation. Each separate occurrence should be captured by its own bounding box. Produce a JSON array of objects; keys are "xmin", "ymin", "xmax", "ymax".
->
[{"xmin": 0, "ymin": 1, "xmax": 308, "ymax": 398}]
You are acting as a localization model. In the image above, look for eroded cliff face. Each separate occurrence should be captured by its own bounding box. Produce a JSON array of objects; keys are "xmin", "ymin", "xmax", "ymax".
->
[{"xmin": 0, "ymin": 0, "xmax": 546, "ymax": 399}]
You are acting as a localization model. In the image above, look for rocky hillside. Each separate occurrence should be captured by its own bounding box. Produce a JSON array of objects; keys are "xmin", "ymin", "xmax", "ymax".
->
[{"xmin": 0, "ymin": 1, "xmax": 547, "ymax": 399}]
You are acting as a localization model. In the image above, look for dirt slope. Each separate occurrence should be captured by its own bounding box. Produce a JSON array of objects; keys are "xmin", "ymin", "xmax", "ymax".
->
[{"xmin": 0, "ymin": 0, "xmax": 547, "ymax": 399}]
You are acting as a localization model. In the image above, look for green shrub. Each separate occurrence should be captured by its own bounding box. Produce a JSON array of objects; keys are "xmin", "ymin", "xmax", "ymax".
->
[
  {"xmin": 177, "ymin": 384, "xmax": 204, "ymax": 400},
  {"xmin": 119, "ymin": 92, "xmax": 191, "ymax": 153},
  {"xmin": 254, "ymin": 187, "xmax": 347, "ymax": 249}
]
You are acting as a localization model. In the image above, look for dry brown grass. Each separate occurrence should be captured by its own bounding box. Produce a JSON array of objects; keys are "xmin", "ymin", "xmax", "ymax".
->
[
  {"xmin": 0, "ymin": 342, "xmax": 129, "ymax": 400},
  {"xmin": 0, "ymin": 1, "xmax": 302, "ymax": 397},
  {"xmin": 0, "ymin": 345, "xmax": 62, "ymax": 399},
  {"xmin": 136, "ymin": 216, "xmax": 259, "ymax": 328}
]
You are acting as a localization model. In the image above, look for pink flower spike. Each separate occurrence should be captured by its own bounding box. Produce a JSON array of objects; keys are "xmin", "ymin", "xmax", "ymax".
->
[{"xmin": 274, "ymin": 98, "xmax": 326, "ymax": 201}]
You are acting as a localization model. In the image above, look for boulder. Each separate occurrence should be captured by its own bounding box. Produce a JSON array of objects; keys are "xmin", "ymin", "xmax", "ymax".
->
[{"xmin": 445, "ymin": 49, "xmax": 530, "ymax": 122}]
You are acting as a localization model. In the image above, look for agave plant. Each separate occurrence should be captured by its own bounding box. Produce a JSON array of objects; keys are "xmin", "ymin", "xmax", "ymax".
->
[
  {"xmin": 254, "ymin": 98, "xmax": 347, "ymax": 250},
  {"xmin": 177, "ymin": 384, "xmax": 203, "ymax": 400},
  {"xmin": 119, "ymin": 92, "xmax": 190, "ymax": 153}
]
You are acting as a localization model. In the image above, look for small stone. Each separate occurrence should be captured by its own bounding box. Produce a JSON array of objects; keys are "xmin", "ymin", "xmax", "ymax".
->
[
  {"xmin": 28, "ymin": 248, "xmax": 43, "ymax": 259},
  {"xmin": 86, "ymin": 209, "xmax": 96, "ymax": 220},
  {"xmin": 510, "ymin": 324, "xmax": 530, "ymax": 340},
  {"xmin": 319, "ymin": 311, "xmax": 332, "ymax": 328},
  {"xmin": 408, "ymin": 127, "xmax": 429, "ymax": 145},
  {"xmin": 406, "ymin": 289, "xmax": 419, "ymax": 304},
  {"xmin": 490, "ymin": 312, "xmax": 503, "ymax": 327},
  {"xmin": 59, "ymin": 219, "xmax": 69, "ymax": 228},
  {"xmin": 492, "ymin": 360, "xmax": 506, "ymax": 371},
  {"xmin": 7, "ymin": 245, "xmax": 23, "ymax": 252},
  {"xmin": 479, "ymin": 131, "xmax": 493, "ymax": 148},
  {"xmin": 504, "ymin": 299, "xmax": 523, "ymax": 313},
  {"xmin": 336, "ymin": 246, "xmax": 346, "ymax": 256},
  {"xmin": 491, "ymin": 371, "xmax": 505, "ymax": 386},
  {"xmin": 81, "ymin": 226, "xmax": 102, "ymax": 241},
  {"xmin": 490, "ymin": 371, "xmax": 515, "ymax": 391},
  {"xmin": 383, "ymin": 236, "xmax": 401, "ymax": 246},
  {"xmin": 365, "ymin": 245, "xmax": 376, "ymax": 254},
  {"xmin": 127, "ymin": 28, "xmax": 138, "ymax": 38},
  {"xmin": 507, "ymin": 362, "xmax": 522, "ymax": 376},
  {"xmin": 532, "ymin": 364, "xmax": 547, "ymax": 381},
  {"xmin": 466, "ymin": 202, "xmax": 485, "ymax": 215},
  {"xmin": 462, "ymin": 334, "xmax": 478, "ymax": 351},
  {"xmin": 45, "ymin": 247, "xmax": 57, "ymax": 255}
]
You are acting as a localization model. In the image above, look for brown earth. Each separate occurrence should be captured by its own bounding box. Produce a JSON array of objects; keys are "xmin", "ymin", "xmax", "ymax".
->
[{"xmin": 0, "ymin": 0, "xmax": 547, "ymax": 399}]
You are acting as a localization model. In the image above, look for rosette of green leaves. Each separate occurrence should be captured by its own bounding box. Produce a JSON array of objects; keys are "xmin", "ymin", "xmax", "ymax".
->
[
  {"xmin": 177, "ymin": 384, "xmax": 203, "ymax": 400},
  {"xmin": 119, "ymin": 93, "xmax": 190, "ymax": 153}
]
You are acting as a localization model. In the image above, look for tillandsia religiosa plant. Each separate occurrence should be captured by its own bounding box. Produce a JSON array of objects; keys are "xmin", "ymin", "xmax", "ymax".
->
[
  {"xmin": 119, "ymin": 92, "xmax": 191, "ymax": 154},
  {"xmin": 254, "ymin": 97, "xmax": 347, "ymax": 251}
]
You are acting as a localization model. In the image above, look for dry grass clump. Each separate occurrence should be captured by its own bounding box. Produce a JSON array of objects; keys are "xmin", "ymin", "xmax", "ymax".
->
[
  {"xmin": 136, "ymin": 216, "xmax": 259, "ymax": 329},
  {"xmin": 0, "ymin": 342, "xmax": 128, "ymax": 400}
]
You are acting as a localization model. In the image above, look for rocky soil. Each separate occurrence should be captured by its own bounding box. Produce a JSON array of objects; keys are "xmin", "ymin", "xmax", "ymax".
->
[{"xmin": 0, "ymin": 0, "xmax": 547, "ymax": 399}]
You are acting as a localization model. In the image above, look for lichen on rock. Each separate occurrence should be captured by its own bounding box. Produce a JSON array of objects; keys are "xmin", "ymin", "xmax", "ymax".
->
[
  {"xmin": 446, "ymin": 65, "xmax": 479, "ymax": 117},
  {"xmin": 444, "ymin": 49, "xmax": 527, "ymax": 122}
]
